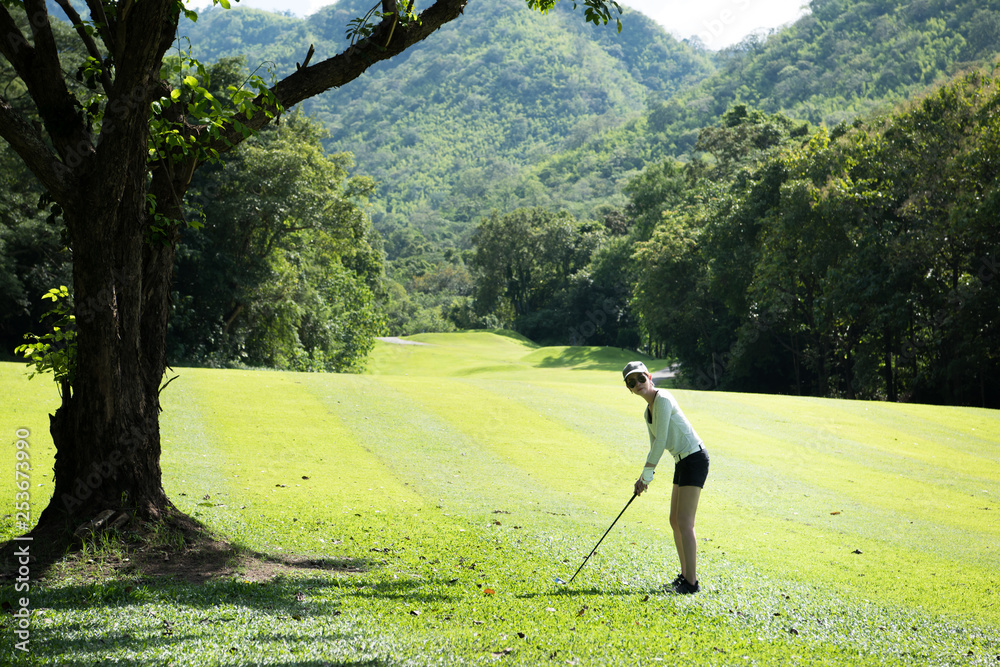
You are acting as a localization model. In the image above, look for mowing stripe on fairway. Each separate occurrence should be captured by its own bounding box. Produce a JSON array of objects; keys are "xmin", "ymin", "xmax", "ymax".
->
[
  {"xmin": 4, "ymin": 334, "xmax": 1000, "ymax": 665},
  {"xmin": 294, "ymin": 372, "xmax": 565, "ymax": 516},
  {"xmin": 159, "ymin": 368, "xmax": 434, "ymax": 552},
  {"xmin": 368, "ymin": 375, "xmax": 635, "ymax": 507}
]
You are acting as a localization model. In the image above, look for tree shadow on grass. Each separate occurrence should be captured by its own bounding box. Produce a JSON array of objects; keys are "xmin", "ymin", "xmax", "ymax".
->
[
  {"xmin": 2, "ymin": 506, "xmax": 464, "ymax": 611},
  {"xmin": 0, "ymin": 508, "xmax": 370, "ymax": 587},
  {"xmin": 19, "ymin": 569, "xmax": 460, "ymax": 663},
  {"xmin": 26, "ymin": 612, "xmax": 389, "ymax": 667},
  {"xmin": 526, "ymin": 347, "xmax": 650, "ymax": 373}
]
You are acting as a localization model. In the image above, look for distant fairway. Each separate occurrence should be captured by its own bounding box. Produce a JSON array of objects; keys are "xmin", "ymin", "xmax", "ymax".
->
[{"xmin": 2, "ymin": 331, "xmax": 999, "ymax": 665}]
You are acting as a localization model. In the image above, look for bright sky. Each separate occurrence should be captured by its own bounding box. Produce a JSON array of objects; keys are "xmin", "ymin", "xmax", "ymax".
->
[
  {"xmin": 620, "ymin": 0, "xmax": 810, "ymax": 48},
  {"xmin": 194, "ymin": 0, "xmax": 811, "ymax": 50}
]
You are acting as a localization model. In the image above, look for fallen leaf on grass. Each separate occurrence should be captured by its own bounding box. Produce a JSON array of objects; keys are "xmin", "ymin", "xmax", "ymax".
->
[
  {"xmin": 576, "ymin": 606, "xmax": 588, "ymax": 617},
  {"xmin": 830, "ymin": 511, "xmax": 841, "ymax": 515},
  {"xmin": 490, "ymin": 648, "xmax": 513, "ymax": 659},
  {"xmin": 483, "ymin": 588, "xmax": 496, "ymax": 596}
]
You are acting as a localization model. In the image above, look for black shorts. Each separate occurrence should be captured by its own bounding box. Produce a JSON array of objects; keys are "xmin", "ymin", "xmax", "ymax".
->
[{"xmin": 673, "ymin": 448, "xmax": 709, "ymax": 488}]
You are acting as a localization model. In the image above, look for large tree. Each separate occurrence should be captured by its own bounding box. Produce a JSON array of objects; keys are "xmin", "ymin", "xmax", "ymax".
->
[{"xmin": 0, "ymin": 0, "xmax": 622, "ymax": 537}]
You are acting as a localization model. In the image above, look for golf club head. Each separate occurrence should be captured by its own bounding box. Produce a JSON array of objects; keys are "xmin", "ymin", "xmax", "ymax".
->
[{"xmin": 554, "ymin": 577, "xmax": 567, "ymax": 585}]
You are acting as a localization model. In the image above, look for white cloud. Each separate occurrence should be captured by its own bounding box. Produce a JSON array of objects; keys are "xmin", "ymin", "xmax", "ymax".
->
[
  {"xmin": 190, "ymin": 0, "xmax": 810, "ymax": 50},
  {"xmin": 619, "ymin": 0, "xmax": 809, "ymax": 48}
]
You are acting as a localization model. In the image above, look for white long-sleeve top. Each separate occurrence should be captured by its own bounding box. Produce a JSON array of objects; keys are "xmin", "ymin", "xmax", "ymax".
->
[{"xmin": 641, "ymin": 389, "xmax": 703, "ymax": 483}]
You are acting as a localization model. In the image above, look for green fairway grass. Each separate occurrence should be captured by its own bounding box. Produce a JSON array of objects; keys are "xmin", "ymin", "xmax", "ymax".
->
[{"xmin": 2, "ymin": 330, "xmax": 999, "ymax": 665}]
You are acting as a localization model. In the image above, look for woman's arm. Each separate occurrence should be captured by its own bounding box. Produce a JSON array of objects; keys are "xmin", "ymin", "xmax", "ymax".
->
[{"xmin": 640, "ymin": 392, "xmax": 673, "ymax": 485}]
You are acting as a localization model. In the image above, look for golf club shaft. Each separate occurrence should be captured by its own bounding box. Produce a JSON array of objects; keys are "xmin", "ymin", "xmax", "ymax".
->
[{"xmin": 567, "ymin": 492, "xmax": 638, "ymax": 583}]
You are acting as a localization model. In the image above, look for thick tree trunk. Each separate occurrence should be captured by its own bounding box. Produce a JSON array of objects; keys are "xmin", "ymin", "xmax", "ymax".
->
[
  {"xmin": 2, "ymin": 0, "xmax": 470, "ymax": 540},
  {"xmin": 883, "ymin": 327, "xmax": 897, "ymax": 402},
  {"xmin": 38, "ymin": 148, "xmax": 177, "ymax": 530}
]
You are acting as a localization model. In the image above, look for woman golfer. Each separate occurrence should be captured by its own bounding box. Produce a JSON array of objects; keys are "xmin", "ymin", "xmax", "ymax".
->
[{"xmin": 623, "ymin": 361, "xmax": 709, "ymax": 595}]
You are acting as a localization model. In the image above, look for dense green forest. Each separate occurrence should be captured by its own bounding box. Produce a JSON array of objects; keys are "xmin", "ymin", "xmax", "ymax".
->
[
  {"xmin": 2, "ymin": 0, "xmax": 998, "ymax": 405},
  {"xmin": 630, "ymin": 85, "xmax": 999, "ymax": 406},
  {"xmin": 180, "ymin": 0, "xmax": 714, "ymax": 242}
]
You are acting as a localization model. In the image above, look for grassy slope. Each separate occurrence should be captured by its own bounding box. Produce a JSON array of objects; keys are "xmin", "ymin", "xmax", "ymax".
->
[{"xmin": 2, "ymin": 331, "xmax": 999, "ymax": 665}]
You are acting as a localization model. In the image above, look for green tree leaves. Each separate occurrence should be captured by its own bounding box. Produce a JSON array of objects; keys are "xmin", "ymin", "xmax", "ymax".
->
[
  {"xmin": 628, "ymin": 74, "xmax": 1000, "ymax": 405},
  {"xmin": 171, "ymin": 112, "xmax": 385, "ymax": 372},
  {"xmin": 470, "ymin": 207, "xmax": 613, "ymax": 344},
  {"xmin": 526, "ymin": 0, "xmax": 624, "ymax": 31},
  {"xmin": 14, "ymin": 286, "xmax": 76, "ymax": 387}
]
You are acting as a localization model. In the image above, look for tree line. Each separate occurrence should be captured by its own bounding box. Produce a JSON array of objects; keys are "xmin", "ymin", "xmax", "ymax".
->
[
  {"xmin": 1, "ymin": 51, "xmax": 385, "ymax": 373},
  {"xmin": 466, "ymin": 70, "xmax": 999, "ymax": 407},
  {"xmin": 5, "ymin": 57, "xmax": 997, "ymax": 408},
  {"xmin": 3, "ymin": 2, "xmax": 997, "ymax": 412}
]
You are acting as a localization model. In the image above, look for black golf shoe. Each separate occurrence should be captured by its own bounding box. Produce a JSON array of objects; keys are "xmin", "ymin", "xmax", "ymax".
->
[{"xmin": 672, "ymin": 578, "xmax": 700, "ymax": 595}]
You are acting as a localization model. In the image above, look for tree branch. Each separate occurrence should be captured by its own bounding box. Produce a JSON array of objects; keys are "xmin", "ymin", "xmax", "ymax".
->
[
  {"xmin": 202, "ymin": 0, "xmax": 468, "ymax": 158},
  {"xmin": 53, "ymin": 0, "xmax": 114, "ymax": 94},
  {"xmin": 0, "ymin": 96, "xmax": 75, "ymax": 202},
  {"xmin": 2, "ymin": 0, "xmax": 92, "ymax": 161},
  {"xmin": 0, "ymin": 4, "xmax": 35, "ymax": 81},
  {"xmin": 83, "ymin": 0, "xmax": 119, "ymax": 59}
]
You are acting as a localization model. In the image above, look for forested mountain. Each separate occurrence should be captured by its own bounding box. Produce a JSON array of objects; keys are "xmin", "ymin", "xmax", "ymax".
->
[
  {"xmin": 179, "ymin": 0, "xmax": 1000, "ymax": 250},
  {"xmin": 538, "ymin": 0, "xmax": 1000, "ymax": 209},
  {"xmin": 180, "ymin": 0, "xmax": 714, "ymax": 247}
]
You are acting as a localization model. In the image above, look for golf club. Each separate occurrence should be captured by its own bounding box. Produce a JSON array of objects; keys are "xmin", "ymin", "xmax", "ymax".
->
[{"xmin": 556, "ymin": 492, "xmax": 638, "ymax": 585}]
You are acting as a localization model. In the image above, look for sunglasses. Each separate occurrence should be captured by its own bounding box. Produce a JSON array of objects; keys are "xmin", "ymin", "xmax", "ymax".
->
[{"xmin": 625, "ymin": 374, "xmax": 647, "ymax": 389}]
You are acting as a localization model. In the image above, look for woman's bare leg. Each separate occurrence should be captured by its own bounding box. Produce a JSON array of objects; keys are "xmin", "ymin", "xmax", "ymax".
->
[{"xmin": 670, "ymin": 484, "xmax": 702, "ymax": 584}]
